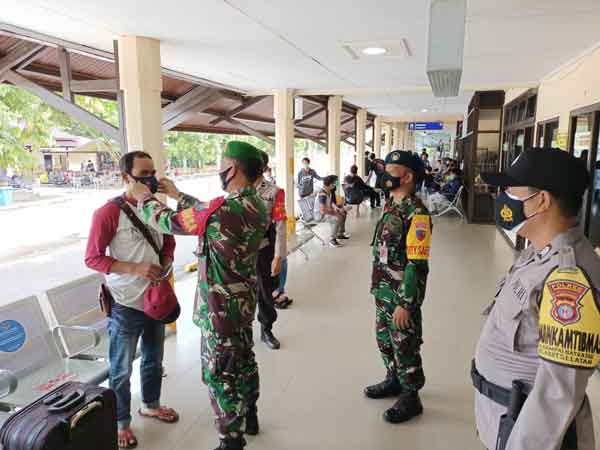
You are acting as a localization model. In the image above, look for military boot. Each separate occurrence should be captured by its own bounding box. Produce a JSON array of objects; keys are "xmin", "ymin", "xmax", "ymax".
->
[
  {"xmin": 383, "ymin": 392, "xmax": 423, "ymax": 423},
  {"xmin": 245, "ymin": 403, "xmax": 259, "ymax": 436},
  {"xmin": 214, "ymin": 437, "xmax": 246, "ymax": 450},
  {"xmin": 364, "ymin": 374, "xmax": 403, "ymax": 399}
]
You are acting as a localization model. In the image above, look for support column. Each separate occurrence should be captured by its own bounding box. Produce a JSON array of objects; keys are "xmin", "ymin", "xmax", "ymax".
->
[
  {"xmin": 274, "ymin": 89, "xmax": 296, "ymax": 234},
  {"xmin": 355, "ymin": 108, "xmax": 367, "ymax": 178},
  {"xmin": 393, "ymin": 123, "xmax": 401, "ymax": 149},
  {"xmin": 117, "ymin": 36, "xmax": 165, "ymax": 175},
  {"xmin": 373, "ymin": 116, "xmax": 382, "ymax": 158},
  {"xmin": 327, "ymin": 95, "xmax": 343, "ymax": 177},
  {"xmin": 384, "ymin": 124, "xmax": 392, "ymax": 158}
]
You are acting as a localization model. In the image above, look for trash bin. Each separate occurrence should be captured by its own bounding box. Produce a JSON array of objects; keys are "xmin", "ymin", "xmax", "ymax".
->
[{"xmin": 0, "ymin": 187, "xmax": 14, "ymax": 206}]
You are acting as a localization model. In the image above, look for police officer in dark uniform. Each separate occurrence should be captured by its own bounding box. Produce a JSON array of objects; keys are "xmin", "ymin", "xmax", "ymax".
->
[{"xmin": 472, "ymin": 148, "xmax": 600, "ymax": 450}]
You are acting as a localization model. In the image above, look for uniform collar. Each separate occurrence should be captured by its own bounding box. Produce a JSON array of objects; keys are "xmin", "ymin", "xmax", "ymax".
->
[
  {"xmin": 387, "ymin": 194, "xmax": 415, "ymax": 212},
  {"xmin": 226, "ymin": 185, "xmax": 256, "ymax": 200},
  {"xmin": 535, "ymin": 225, "xmax": 585, "ymax": 264}
]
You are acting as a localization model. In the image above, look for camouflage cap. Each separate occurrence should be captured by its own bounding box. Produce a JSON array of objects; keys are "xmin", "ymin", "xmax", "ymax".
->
[{"xmin": 223, "ymin": 141, "xmax": 263, "ymax": 164}]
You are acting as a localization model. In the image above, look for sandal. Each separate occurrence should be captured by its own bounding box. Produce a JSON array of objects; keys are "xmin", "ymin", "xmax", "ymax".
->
[
  {"xmin": 138, "ymin": 406, "xmax": 180, "ymax": 424},
  {"xmin": 118, "ymin": 429, "xmax": 138, "ymax": 449},
  {"xmin": 274, "ymin": 294, "xmax": 293, "ymax": 309}
]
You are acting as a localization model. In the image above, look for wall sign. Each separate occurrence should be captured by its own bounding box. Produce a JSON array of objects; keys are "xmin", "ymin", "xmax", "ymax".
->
[
  {"xmin": 408, "ymin": 122, "xmax": 444, "ymax": 131},
  {"xmin": 0, "ymin": 320, "xmax": 27, "ymax": 353}
]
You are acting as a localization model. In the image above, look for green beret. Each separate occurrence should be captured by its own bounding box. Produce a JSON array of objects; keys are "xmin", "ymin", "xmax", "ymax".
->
[{"xmin": 223, "ymin": 141, "xmax": 262, "ymax": 164}]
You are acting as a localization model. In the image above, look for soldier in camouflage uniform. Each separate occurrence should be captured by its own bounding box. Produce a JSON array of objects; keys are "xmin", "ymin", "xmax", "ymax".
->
[
  {"xmin": 131, "ymin": 141, "xmax": 267, "ymax": 450},
  {"xmin": 364, "ymin": 150, "xmax": 432, "ymax": 424}
]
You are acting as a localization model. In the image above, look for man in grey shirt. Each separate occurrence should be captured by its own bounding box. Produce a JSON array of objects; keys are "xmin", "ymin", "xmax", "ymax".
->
[
  {"xmin": 297, "ymin": 157, "xmax": 323, "ymax": 198},
  {"xmin": 473, "ymin": 148, "xmax": 600, "ymax": 450}
]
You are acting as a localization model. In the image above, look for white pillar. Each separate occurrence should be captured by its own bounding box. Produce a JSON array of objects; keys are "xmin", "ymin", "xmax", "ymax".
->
[
  {"xmin": 327, "ymin": 95, "xmax": 343, "ymax": 176},
  {"xmin": 274, "ymin": 89, "xmax": 296, "ymax": 233},
  {"xmin": 117, "ymin": 36, "xmax": 165, "ymax": 176},
  {"xmin": 373, "ymin": 116, "xmax": 382, "ymax": 158},
  {"xmin": 355, "ymin": 108, "xmax": 367, "ymax": 178},
  {"xmin": 393, "ymin": 123, "xmax": 401, "ymax": 149},
  {"xmin": 384, "ymin": 124, "xmax": 393, "ymax": 157}
]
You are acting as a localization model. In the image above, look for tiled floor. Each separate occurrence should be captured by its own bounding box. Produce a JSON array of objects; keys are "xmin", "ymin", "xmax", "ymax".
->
[{"xmin": 125, "ymin": 211, "xmax": 600, "ymax": 450}]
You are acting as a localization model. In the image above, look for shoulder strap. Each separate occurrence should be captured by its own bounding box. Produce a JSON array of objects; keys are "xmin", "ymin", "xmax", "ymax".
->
[{"xmin": 112, "ymin": 197, "xmax": 161, "ymax": 256}]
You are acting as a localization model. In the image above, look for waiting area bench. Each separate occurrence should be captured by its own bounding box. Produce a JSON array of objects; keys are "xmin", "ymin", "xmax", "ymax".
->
[{"xmin": 0, "ymin": 296, "xmax": 109, "ymax": 413}]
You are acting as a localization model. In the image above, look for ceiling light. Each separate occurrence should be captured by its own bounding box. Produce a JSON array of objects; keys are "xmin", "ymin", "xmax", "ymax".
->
[
  {"xmin": 362, "ymin": 47, "xmax": 387, "ymax": 56},
  {"xmin": 421, "ymin": 109, "xmax": 428, "ymax": 113}
]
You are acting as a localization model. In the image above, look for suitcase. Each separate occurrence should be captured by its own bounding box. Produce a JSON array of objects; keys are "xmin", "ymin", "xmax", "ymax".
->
[{"xmin": 0, "ymin": 382, "xmax": 117, "ymax": 450}]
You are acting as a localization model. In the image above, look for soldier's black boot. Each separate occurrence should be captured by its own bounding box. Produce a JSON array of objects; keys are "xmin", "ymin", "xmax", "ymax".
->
[
  {"xmin": 364, "ymin": 374, "xmax": 403, "ymax": 399},
  {"xmin": 245, "ymin": 403, "xmax": 259, "ymax": 436},
  {"xmin": 214, "ymin": 437, "xmax": 246, "ymax": 450},
  {"xmin": 383, "ymin": 392, "xmax": 423, "ymax": 423},
  {"xmin": 261, "ymin": 327, "xmax": 281, "ymax": 350}
]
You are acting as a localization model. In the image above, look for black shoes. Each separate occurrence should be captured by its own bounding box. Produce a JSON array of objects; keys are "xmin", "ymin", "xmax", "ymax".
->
[
  {"xmin": 383, "ymin": 392, "xmax": 423, "ymax": 424},
  {"xmin": 336, "ymin": 233, "xmax": 351, "ymax": 240},
  {"xmin": 261, "ymin": 328, "xmax": 281, "ymax": 350},
  {"xmin": 364, "ymin": 376, "xmax": 404, "ymax": 399},
  {"xmin": 245, "ymin": 404, "xmax": 259, "ymax": 436},
  {"xmin": 214, "ymin": 438, "xmax": 246, "ymax": 450}
]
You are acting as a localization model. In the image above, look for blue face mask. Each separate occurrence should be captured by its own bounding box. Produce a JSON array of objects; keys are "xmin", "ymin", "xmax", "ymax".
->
[{"xmin": 131, "ymin": 174, "xmax": 159, "ymax": 194}]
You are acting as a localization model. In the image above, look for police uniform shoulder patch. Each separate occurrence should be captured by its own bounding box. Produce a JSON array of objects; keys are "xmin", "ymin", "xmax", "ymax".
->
[
  {"xmin": 406, "ymin": 214, "xmax": 431, "ymax": 261},
  {"xmin": 538, "ymin": 265, "xmax": 600, "ymax": 369}
]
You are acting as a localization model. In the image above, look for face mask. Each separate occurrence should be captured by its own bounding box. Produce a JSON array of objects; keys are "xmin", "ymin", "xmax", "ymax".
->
[
  {"xmin": 219, "ymin": 166, "xmax": 234, "ymax": 191},
  {"xmin": 495, "ymin": 190, "xmax": 540, "ymax": 232},
  {"xmin": 303, "ymin": 163, "xmax": 309, "ymax": 169},
  {"xmin": 447, "ymin": 174, "xmax": 456, "ymax": 181},
  {"xmin": 381, "ymin": 172, "xmax": 403, "ymax": 191},
  {"xmin": 130, "ymin": 174, "xmax": 158, "ymax": 194}
]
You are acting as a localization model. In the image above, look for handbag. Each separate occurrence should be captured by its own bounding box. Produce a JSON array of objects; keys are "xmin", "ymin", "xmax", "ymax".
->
[{"xmin": 112, "ymin": 197, "xmax": 180, "ymax": 324}]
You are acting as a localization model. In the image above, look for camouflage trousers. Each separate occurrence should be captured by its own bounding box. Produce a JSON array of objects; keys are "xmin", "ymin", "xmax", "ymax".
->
[
  {"xmin": 374, "ymin": 297, "xmax": 425, "ymax": 392},
  {"xmin": 201, "ymin": 325, "xmax": 259, "ymax": 440}
]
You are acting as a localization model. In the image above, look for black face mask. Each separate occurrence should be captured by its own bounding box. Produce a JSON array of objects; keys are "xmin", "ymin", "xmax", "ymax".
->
[
  {"xmin": 130, "ymin": 174, "xmax": 158, "ymax": 194},
  {"xmin": 219, "ymin": 166, "xmax": 235, "ymax": 191},
  {"xmin": 495, "ymin": 190, "xmax": 540, "ymax": 232},
  {"xmin": 381, "ymin": 172, "xmax": 403, "ymax": 191}
]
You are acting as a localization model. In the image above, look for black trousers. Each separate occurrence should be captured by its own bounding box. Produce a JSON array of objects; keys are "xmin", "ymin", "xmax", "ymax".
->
[
  {"xmin": 361, "ymin": 186, "xmax": 379, "ymax": 207},
  {"xmin": 256, "ymin": 242, "xmax": 278, "ymax": 332}
]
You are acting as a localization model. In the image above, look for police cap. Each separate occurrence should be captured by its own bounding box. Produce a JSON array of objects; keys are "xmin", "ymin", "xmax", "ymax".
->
[
  {"xmin": 384, "ymin": 150, "xmax": 425, "ymax": 180},
  {"xmin": 481, "ymin": 148, "xmax": 590, "ymax": 197}
]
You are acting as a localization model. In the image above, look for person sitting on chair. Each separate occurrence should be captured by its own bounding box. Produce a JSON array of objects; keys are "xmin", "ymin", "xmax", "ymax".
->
[
  {"xmin": 346, "ymin": 165, "xmax": 379, "ymax": 208},
  {"xmin": 314, "ymin": 175, "xmax": 349, "ymax": 248},
  {"xmin": 427, "ymin": 168, "xmax": 462, "ymax": 213}
]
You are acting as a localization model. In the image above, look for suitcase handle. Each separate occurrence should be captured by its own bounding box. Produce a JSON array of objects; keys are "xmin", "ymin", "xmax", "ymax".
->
[
  {"xmin": 48, "ymin": 390, "xmax": 85, "ymax": 412},
  {"xmin": 68, "ymin": 400, "xmax": 103, "ymax": 430}
]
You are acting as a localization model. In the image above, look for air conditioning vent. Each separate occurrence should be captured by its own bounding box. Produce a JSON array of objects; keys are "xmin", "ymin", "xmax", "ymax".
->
[{"xmin": 427, "ymin": 69, "xmax": 462, "ymax": 97}]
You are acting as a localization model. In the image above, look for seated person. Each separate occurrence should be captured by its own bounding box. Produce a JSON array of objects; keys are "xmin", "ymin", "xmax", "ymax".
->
[
  {"xmin": 427, "ymin": 168, "xmax": 462, "ymax": 213},
  {"xmin": 314, "ymin": 175, "xmax": 349, "ymax": 247},
  {"xmin": 345, "ymin": 165, "xmax": 379, "ymax": 208}
]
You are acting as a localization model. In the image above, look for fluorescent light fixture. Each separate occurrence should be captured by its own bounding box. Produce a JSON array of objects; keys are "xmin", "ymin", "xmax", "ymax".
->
[
  {"xmin": 427, "ymin": 0, "xmax": 466, "ymax": 97},
  {"xmin": 421, "ymin": 109, "xmax": 428, "ymax": 112},
  {"xmin": 362, "ymin": 47, "xmax": 387, "ymax": 56}
]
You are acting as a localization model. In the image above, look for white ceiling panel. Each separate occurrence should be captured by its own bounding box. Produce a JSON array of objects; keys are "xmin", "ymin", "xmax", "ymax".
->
[{"xmin": 2, "ymin": 0, "xmax": 600, "ymax": 118}]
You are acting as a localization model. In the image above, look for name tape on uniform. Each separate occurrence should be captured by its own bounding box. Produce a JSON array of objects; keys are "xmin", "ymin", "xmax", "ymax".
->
[
  {"xmin": 538, "ymin": 266, "xmax": 600, "ymax": 369},
  {"xmin": 406, "ymin": 215, "xmax": 431, "ymax": 261}
]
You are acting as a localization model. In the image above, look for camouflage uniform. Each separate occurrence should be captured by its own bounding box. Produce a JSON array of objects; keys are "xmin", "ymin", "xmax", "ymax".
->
[
  {"xmin": 370, "ymin": 194, "xmax": 430, "ymax": 393},
  {"xmin": 139, "ymin": 186, "xmax": 267, "ymax": 441}
]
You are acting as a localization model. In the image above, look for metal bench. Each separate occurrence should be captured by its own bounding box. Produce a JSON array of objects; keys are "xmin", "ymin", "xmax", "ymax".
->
[
  {"xmin": 40, "ymin": 274, "xmax": 109, "ymax": 360},
  {"xmin": 0, "ymin": 296, "xmax": 109, "ymax": 411},
  {"xmin": 433, "ymin": 185, "xmax": 465, "ymax": 221}
]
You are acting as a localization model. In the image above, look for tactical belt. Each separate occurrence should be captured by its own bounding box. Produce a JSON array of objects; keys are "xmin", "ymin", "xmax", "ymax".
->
[{"xmin": 470, "ymin": 360, "xmax": 520, "ymax": 407}]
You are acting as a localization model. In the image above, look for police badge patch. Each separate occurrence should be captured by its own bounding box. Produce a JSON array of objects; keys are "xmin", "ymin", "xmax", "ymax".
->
[{"xmin": 547, "ymin": 279, "xmax": 588, "ymax": 326}]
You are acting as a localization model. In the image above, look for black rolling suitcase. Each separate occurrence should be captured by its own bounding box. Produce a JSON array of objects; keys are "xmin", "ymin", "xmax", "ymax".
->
[{"xmin": 0, "ymin": 382, "xmax": 117, "ymax": 450}]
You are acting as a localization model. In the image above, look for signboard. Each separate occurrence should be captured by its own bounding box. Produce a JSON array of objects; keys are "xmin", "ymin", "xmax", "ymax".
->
[
  {"xmin": 408, "ymin": 122, "xmax": 444, "ymax": 131},
  {"xmin": 555, "ymin": 132, "xmax": 568, "ymax": 151}
]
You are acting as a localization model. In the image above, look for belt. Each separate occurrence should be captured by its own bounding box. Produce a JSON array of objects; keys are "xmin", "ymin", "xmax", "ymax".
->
[{"xmin": 470, "ymin": 360, "xmax": 513, "ymax": 408}]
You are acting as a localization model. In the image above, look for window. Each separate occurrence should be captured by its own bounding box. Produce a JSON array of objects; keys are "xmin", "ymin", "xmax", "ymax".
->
[{"xmin": 572, "ymin": 114, "xmax": 593, "ymax": 159}]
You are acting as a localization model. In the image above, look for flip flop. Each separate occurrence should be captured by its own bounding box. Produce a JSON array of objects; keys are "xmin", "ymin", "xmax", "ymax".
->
[
  {"xmin": 274, "ymin": 296, "xmax": 293, "ymax": 309},
  {"xmin": 138, "ymin": 406, "xmax": 180, "ymax": 424},
  {"xmin": 118, "ymin": 429, "xmax": 138, "ymax": 449}
]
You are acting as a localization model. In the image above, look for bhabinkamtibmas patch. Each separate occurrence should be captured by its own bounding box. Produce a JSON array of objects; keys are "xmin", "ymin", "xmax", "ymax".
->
[
  {"xmin": 406, "ymin": 215, "xmax": 431, "ymax": 261},
  {"xmin": 538, "ymin": 266, "xmax": 600, "ymax": 369}
]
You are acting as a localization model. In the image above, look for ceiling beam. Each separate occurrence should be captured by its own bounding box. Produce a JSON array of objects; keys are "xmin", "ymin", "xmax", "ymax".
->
[
  {"xmin": 294, "ymin": 128, "xmax": 326, "ymax": 148},
  {"xmin": 0, "ymin": 41, "xmax": 45, "ymax": 81},
  {"xmin": 222, "ymin": 116, "xmax": 275, "ymax": 146},
  {"xmin": 162, "ymin": 90, "xmax": 223, "ymax": 132},
  {"xmin": 57, "ymin": 47, "xmax": 73, "ymax": 102},
  {"xmin": 4, "ymin": 70, "xmax": 120, "ymax": 141},
  {"xmin": 210, "ymin": 95, "xmax": 267, "ymax": 126},
  {"xmin": 70, "ymin": 78, "xmax": 117, "ymax": 93},
  {"xmin": 295, "ymin": 105, "xmax": 326, "ymax": 125},
  {"xmin": 162, "ymin": 86, "xmax": 212, "ymax": 122}
]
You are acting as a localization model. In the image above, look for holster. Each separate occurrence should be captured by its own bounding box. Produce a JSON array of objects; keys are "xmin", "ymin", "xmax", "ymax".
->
[{"xmin": 495, "ymin": 380, "xmax": 527, "ymax": 450}]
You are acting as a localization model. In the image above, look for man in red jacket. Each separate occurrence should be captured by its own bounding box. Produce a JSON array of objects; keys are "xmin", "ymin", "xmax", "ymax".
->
[{"xmin": 85, "ymin": 151, "xmax": 179, "ymax": 449}]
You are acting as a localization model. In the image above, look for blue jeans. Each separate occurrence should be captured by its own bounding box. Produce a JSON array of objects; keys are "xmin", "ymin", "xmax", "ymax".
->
[
  {"xmin": 277, "ymin": 258, "xmax": 288, "ymax": 294},
  {"xmin": 108, "ymin": 302, "xmax": 165, "ymax": 430}
]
